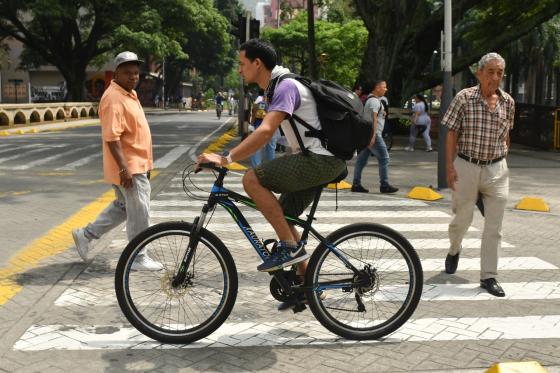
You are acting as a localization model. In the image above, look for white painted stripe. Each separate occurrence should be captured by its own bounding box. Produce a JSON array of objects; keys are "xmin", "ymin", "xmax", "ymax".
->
[
  {"xmin": 10, "ymin": 144, "xmax": 97, "ymax": 170},
  {"xmin": 147, "ymin": 222, "xmax": 475, "ymax": 232},
  {"xmin": 152, "ymin": 198, "xmax": 428, "ymax": 207},
  {"xmin": 422, "ymin": 257, "xmax": 557, "ymax": 271},
  {"xmin": 56, "ymin": 153, "xmax": 102, "ymax": 170},
  {"xmin": 154, "ymin": 145, "xmax": 191, "ymax": 169},
  {"xmin": 149, "ymin": 209, "xmax": 450, "ymax": 219},
  {"xmin": 53, "ymin": 278, "xmax": 559, "ymax": 308},
  {"xmin": 14, "ymin": 315, "xmax": 560, "ymax": 350},
  {"xmin": 409, "ymin": 238, "xmax": 514, "ymax": 249},
  {"xmin": 0, "ymin": 145, "xmax": 66, "ymax": 165},
  {"xmin": 0, "ymin": 144, "xmax": 41, "ymax": 155}
]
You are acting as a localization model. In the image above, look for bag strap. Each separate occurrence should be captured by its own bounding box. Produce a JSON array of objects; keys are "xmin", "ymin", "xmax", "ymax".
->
[{"xmin": 288, "ymin": 117, "xmax": 310, "ymax": 156}]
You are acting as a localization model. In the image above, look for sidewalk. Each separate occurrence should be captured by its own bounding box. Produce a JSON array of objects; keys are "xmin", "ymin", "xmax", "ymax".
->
[{"xmin": 0, "ymin": 118, "xmax": 100, "ymax": 136}]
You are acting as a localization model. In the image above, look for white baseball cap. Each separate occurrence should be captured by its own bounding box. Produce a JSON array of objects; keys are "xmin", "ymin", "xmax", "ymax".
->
[{"xmin": 113, "ymin": 51, "xmax": 144, "ymax": 69}]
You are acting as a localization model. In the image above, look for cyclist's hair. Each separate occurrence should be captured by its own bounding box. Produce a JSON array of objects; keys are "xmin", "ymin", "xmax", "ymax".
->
[{"xmin": 240, "ymin": 39, "xmax": 277, "ymax": 70}]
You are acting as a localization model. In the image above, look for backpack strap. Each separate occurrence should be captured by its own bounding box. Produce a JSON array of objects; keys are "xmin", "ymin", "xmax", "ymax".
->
[
  {"xmin": 268, "ymin": 72, "xmax": 318, "ymax": 156},
  {"xmin": 288, "ymin": 117, "xmax": 310, "ymax": 156}
]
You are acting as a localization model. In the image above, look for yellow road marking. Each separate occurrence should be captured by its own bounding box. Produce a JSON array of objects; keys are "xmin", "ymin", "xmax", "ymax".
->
[
  {"xmin": 0, "ymin": 189, "xmax": 115, "ymax": 305},
  {"xmin": 37, "ymin": 172, "xmax": 74, "ymax": 177},
  {"xmin": 0, "ymin": 124, "xmax": 226, "ymax": 306}
]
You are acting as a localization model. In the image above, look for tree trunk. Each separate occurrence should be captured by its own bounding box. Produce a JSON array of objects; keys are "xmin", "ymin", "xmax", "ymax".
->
[
  {"xmin": 62, "ymin": 66, "xmax": 87, "ymax": 102},
  {"xmin": 307, "ymin": 0, "xmax": 317, "ymax": 80}
]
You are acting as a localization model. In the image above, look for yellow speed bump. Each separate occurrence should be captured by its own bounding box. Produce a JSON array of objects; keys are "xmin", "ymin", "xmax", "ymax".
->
[
  {"xmin": 17, "ymin": 129, "xmax": 25, "ymax": 135},
  {"xmin": 407, "ymin": 186, "xmax": 443, "ymax": 201},
  {"xmin": 0, "ymin": 131, "xmax": 9, "ymax": 136},
  {"xmin": 485, "ymin": 361, "xmax": 547, "ymax": 373},
  {"xmin": 327, "ymin": 180, "xmax": 352, "ymax": 190},
  {"xmin": 515, "ymin": 197, "xmax": 550, "ymax": 212}
]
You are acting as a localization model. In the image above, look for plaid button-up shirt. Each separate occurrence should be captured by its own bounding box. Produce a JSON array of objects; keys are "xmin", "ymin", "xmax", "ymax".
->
[{"xmin": 441, "ymin": 85, "xmax": 515, "ymax": 160}]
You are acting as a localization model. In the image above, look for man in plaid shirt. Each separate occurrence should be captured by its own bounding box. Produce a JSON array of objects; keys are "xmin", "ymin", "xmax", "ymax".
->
[{"xmin": 441, "ymin": 52, "xmax": 515, "ymax": 297}]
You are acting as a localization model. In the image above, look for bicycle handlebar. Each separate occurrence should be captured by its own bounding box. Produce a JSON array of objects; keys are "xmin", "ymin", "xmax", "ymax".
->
[{"xmin": 194, "ymin": 162, "xmax": 225, "ymax": 174}]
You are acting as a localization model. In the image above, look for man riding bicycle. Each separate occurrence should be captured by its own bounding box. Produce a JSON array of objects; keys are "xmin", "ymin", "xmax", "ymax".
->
[
  {"xmin": 197, "ymin": 39, "xmax": 346, "ymax": 273},
  {"xmin": 215, "ymin": 92, "xmax": 224, "ymax": 117}
]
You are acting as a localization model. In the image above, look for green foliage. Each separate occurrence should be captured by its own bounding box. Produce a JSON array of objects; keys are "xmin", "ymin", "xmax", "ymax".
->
[
  {"xmin": 262, "ymin": 12, "xmax": 367, "ymax": 88},
  {"xmin": 0, "ymin": 0, "xmax": 232, "ymax": 100}
]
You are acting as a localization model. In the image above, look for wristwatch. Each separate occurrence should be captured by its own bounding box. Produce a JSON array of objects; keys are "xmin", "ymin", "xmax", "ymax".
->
[{"xmin": 222, "ymin": 151, "xmax": 233, "ymax": 165}]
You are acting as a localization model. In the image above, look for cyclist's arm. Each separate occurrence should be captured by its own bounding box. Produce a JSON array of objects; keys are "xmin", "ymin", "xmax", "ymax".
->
[{"xmin": 197, "ymin": 111, "xmax": 285, "ymax": 166}]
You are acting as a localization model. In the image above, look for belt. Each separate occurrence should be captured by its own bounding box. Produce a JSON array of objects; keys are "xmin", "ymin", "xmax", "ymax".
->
[{"xmin": 457, "ymin": 153, "xmax": 504, "ymax": 166}]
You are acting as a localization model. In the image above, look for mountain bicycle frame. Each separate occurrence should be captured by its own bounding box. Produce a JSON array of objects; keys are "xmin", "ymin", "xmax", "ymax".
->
[{"xmin": 172, "ymin": 165, "xmax": 362, "ymax": 292}]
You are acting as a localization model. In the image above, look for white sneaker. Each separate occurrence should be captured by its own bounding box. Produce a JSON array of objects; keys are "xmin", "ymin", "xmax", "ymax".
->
[
  {"xmin": 72, "ymin": 228, "xmax": 90, "ymax": 262},
  {"xmin": 425, "ymin": 147, "xmax": 433, "ymax": 152},
  {"xmin": 131, "ymin": 254, "xmax": 164, "ymax": 271},
  {"xmin": 404, "ymin": 146, "xmax": 414, "ymax": 152}
]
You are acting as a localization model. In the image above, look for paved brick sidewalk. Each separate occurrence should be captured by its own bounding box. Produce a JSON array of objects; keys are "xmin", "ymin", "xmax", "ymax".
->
[{"xmin": 1, "ymin": 134, "xmax": 559, "ymax": 372}]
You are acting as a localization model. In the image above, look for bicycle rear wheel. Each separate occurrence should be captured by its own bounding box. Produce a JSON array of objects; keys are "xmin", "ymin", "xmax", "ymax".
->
[
  {"xmin": 305, "ymin": 223, "xmax": 422, "ymax": 340},
  {"xmin": 115, "ymin": 221, "xmax": 238, "ymax": 344}
]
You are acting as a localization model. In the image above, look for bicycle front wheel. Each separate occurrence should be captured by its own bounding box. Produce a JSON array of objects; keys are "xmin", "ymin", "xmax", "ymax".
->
[
  {"xmin": 305, "ymin": 223, "xmax": 422, "ymax": 340},
  {"xmin": 115, "ymin": 221, "xmax": 238, "ymax": 344}
]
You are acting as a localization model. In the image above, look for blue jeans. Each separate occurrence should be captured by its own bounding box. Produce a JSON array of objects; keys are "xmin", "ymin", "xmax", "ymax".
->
[
  {"xmin": 251, "ymin": 130, "xmax": 279, "ymax": 168},
  {"xmin": 353, "ymin": 132, "xmax": 390, "ymax": 187}
]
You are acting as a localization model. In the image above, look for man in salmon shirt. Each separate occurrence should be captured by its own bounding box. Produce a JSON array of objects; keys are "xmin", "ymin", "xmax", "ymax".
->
[{"xmin": 72, "ymin": 51, "xmax": 162, "ymax": 271}]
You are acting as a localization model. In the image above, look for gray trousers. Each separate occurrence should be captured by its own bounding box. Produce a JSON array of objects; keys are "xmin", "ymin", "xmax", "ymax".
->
[
  {"xmin": 448, "ymin": 158, "xmax": 509, "ymax": 280},
  {"xmin": 85, "ymin": 173, "xmax": 151, "ymax": 242}
]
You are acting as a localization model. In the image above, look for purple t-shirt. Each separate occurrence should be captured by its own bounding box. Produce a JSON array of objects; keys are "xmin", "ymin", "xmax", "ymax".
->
[{"xmin": 267, "ymin": 79, "xmax": 301, "ymax": 116}]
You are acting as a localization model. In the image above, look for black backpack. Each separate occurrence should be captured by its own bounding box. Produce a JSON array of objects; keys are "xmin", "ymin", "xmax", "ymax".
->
[{"xmin": 268, "ymin": 74, "xmax": 373, "ymax": 160}]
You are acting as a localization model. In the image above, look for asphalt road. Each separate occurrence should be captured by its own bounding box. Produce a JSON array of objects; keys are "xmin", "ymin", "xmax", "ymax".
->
[{"xmin": 0, "ymin": 111, "xmax": 234, "ymax": 267}]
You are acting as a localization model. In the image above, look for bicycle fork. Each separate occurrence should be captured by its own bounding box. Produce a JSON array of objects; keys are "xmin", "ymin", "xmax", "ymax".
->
[{"xmin": 171, "ymin": 206, "xmax": 209, "ymax": 288}]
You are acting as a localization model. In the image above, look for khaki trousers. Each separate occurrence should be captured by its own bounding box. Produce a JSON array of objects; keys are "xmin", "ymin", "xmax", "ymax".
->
[{"xmin": 448, "ymin": 157, "xmax": 509, "ymax": 280}]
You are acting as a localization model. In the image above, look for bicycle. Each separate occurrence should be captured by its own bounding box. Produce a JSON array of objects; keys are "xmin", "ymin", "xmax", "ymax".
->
[
  {"xmin": 115, "ymin": 163, "xmax": 423, "ymax": 344},
  {"xmin": 216, "ymin": 103, "xmax": 222, "ymax": 119}
]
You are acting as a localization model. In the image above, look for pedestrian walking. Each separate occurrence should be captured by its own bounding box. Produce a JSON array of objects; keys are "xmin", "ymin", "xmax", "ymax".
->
[
  {"xmin": 442, "ymin": 52, "xmax": 514, "ymax": 297},
  {"xmin": 405, "ymin": 94, "xmax": 432, "ymax": 152},
  {"xmin": 72, "ymin": 51, "xmax": 162, "ymax": 271},
  {"xmin": 351, "ymin": 80, "xmax": 399, "ymax": 194},
  {"xmin": 249, "ymin": 89, "xmax": 279, "ymax": 167}
]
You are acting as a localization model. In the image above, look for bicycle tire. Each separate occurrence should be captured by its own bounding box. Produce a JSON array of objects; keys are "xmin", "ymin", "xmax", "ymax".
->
[
  {"xmin": 115, "ymin": 221, "xmax": 238, "ymax": 344},
  {"xmin": 305, "ymin": 223, "xmax": 422, "ymax": 340}
]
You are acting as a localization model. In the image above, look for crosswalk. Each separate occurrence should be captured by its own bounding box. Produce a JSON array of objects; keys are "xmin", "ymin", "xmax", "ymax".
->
[
  {"xmin": 0, "ymin": 141, "xmax": 192, "ymax": 172},
  {"xmin": 12, "ymin": 170, "xmax": 560, "ymax": 351}
]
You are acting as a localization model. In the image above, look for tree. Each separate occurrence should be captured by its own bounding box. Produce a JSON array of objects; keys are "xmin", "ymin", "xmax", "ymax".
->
[
  {"xmin": 262, "ymin": 12, "xmax": 367, "ymax": 88},
  {"xmin": 159, "ymin": 0, "xmax": 233, "ymax": 99},
  {"xmin": 353, "ymin": 0, "xmax": 560, "ymax": 103},
  {"xmin": 0, "ymin": 0, "xmax": 228, "ymax": 101}
]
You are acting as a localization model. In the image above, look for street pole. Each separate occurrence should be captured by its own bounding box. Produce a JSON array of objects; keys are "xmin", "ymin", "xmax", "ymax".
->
[
  {"xmin": 238, "ymin": 12, "xmax": 251, "ymax": 139},
  {"xmin": 307, "ymin": 0, "xmax": 317, "ymax": 80},
  {"xmin": 438, "ymin": 0, "xmax": 452, "ymax": 189}
]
